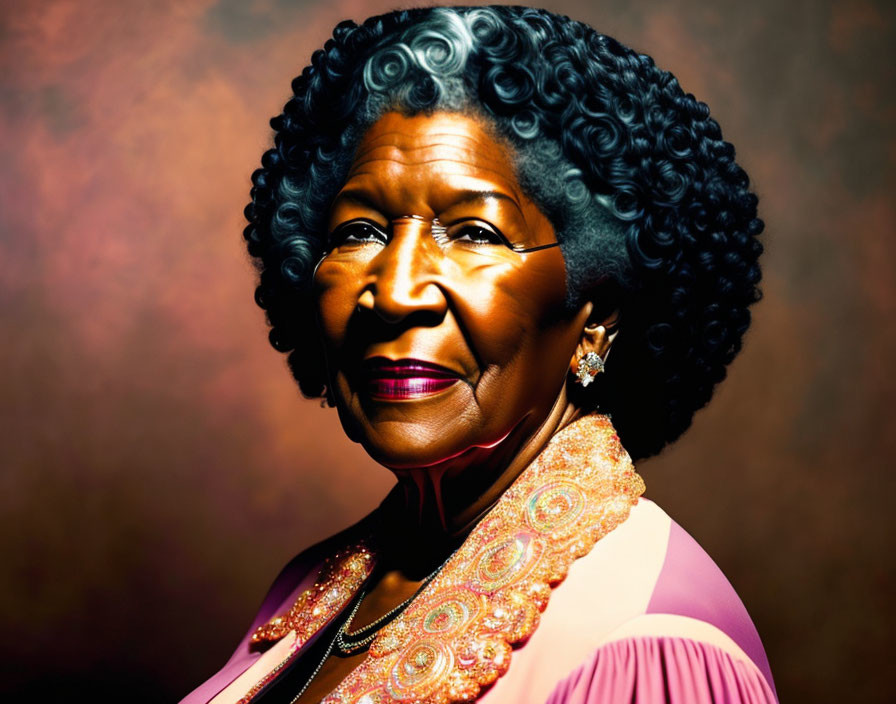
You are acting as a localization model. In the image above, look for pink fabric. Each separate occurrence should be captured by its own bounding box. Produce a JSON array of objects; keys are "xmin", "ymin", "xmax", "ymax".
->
[
  {"xmin": 647, "ymin": 521, "xmax": 776, "ymax": 698},
  {"xmin": 545, "ymin": 637, "xmax": 777, "ymax": 704}
]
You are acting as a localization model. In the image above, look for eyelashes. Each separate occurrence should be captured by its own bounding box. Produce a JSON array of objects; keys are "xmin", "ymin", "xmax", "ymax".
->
[
  {"xmin": 327, "ymin": 218, "xmax": 517, "ymax": 250},
  {"xmin": 437, "ymin": 220, "xmax": 514, "ymax": 247},
  {"xmin": 328, "ymin": 219, "xmax": 389, "ymax": 247}
]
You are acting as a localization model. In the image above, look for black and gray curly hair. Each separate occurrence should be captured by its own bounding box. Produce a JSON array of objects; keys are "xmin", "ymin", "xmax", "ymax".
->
[{"xmin": 244, "ymin": 5, "xmax": 764, "ymax": 460}]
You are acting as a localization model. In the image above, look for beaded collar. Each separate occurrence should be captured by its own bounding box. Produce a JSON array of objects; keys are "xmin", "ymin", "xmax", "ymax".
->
[{"xmin": 247, "ymin": 414, "xmax": 644, "ymax": 703}]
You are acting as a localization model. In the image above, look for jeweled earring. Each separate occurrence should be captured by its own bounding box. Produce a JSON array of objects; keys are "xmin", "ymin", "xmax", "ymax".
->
[{"xmin": 575, "ymin": 351, "xmax": 605, "ymax": 387}]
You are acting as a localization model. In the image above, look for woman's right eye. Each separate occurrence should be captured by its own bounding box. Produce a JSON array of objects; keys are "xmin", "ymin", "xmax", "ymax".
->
[{"xmin": 330, "ymin": 221, "xmax": 388, "ymax": 246}]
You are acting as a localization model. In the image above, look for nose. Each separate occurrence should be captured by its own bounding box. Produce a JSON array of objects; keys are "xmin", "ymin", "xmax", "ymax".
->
[{"xmin": 358, "ymin": 217, "xmax": 447, "ymax": 325}]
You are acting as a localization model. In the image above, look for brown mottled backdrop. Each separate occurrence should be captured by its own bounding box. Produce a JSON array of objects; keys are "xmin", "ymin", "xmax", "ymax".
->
[{"xmin": 1, "ymin": 0, "xmax": 892, "ymax": 701}]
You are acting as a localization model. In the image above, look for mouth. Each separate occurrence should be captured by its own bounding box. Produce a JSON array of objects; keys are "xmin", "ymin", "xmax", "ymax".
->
[{"xmin": 361, "ymin": 357, "xmax": 462, "ymax": 400}]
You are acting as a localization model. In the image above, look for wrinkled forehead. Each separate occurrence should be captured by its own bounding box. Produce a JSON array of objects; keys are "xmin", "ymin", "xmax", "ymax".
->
[
  {"xmin": 351, "ymin": 112, "xmax": 510, "ymax": 168},
  {"xmin": 342, "ymin": 112, "xmax": 528, "ymax": 215}
]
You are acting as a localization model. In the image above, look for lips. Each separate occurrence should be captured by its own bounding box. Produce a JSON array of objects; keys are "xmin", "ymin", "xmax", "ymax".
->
[{"xmin": 362, "ymin": 357, "xmax": 461, "ymax": 400}]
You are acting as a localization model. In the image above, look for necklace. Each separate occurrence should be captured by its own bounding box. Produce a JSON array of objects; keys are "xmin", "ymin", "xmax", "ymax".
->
[
  {"xmin": 246, "ymin": 414, "xmax": 644, "ymax": 704},
  {"xmin": 289, "ymin": 549, "xmax": 459, "ymax": 704},
  {"xmin": 334, "ymin": 551, "xmax": 456, "ymax": 656}
]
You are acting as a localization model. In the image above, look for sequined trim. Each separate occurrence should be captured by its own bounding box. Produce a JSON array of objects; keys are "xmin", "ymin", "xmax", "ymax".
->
[
  {"xmin": 250, "ymin": 414, "xmax": 644, "ymax": 703},
  {"xmin": 240, "ymin": 543, "xmax": 375, "ymax": 703}
]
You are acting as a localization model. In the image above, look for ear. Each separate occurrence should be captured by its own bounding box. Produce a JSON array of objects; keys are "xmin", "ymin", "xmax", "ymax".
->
[{"xmin": 569, "ymin": 301, "xmax": 620, "ymax": 380}]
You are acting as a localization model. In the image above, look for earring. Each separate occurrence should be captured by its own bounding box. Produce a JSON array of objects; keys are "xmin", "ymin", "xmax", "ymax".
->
[{"xmin": 575, "ymin": 351, "xmax": 605, "ymax": 387}]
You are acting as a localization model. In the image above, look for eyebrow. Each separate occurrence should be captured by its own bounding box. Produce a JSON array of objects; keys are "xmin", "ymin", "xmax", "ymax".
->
[
  {"xmin": 447, "ymin": 190, "xmax": 519, "ymax": 209},
  {"xmin": 331, "ymin": 189, "xmax": 522, "ymax": 216},
  {"xmin": 330, "ymin": 190, "xmax": 384, "ymax": 214}
]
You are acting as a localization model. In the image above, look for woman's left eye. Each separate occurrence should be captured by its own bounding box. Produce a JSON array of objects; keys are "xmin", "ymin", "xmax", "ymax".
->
[{"xmin": 449, "ymin": 224, "xmax": 507, "ymax": 246}]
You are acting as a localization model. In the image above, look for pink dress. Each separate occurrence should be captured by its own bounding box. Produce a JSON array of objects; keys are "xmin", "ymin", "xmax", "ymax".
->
[{"xmin": 182, "ymin": 499, "xmax": 777, "ymax": 703}]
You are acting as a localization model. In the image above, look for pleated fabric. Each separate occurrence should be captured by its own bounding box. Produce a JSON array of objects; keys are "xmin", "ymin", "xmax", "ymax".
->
[{"xmin": 545, "ymin": 636, "xmax": 777, "ymax": 704}]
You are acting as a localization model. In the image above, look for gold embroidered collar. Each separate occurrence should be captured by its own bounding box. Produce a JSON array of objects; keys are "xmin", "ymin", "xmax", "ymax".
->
[{"xmin": 248, "ymin": 414, "xmax": 644, "ymax": 703}]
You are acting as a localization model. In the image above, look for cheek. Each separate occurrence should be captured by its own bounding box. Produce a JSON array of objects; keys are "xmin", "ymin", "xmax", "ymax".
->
[
  {"xmin": 459, "ymin": 258, "xmax": 571, "ymax": 364},
  {"xmin": 313, "ymin": 270, "xmax": 361, "ymax": 351}
]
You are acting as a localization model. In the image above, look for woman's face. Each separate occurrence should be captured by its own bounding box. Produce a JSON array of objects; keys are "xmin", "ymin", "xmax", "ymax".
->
[{"xmin": 314, "ymin": 111, "xmax": 586, "ymax": 471}]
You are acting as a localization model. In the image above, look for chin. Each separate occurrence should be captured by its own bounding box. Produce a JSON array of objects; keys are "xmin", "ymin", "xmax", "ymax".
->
[
  {"xmin": 334, "ymin": 382, "xmax": 487, "ymax": 466},
  {"xmin": 356, "ymin": 423, "xmax": 479, "ymax": 471}
]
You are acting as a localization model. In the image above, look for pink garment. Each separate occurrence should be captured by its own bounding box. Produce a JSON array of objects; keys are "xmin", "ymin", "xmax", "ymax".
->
[
  {"xmin": 182, "ymin": 500, "xmax": 777, "ymax": 703},
  {"xmin": 546, "ymin": 637, "xmax": 776, "ymax": 704},
  {"xmin": 647, "ymin": 520, "xmax": 775, "ymax": 691}
]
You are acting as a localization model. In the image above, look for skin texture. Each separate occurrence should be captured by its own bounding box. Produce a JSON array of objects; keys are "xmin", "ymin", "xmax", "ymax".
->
[{"xmin": 302, "ymin": 111, "xmax": 616, "ymax": 703}]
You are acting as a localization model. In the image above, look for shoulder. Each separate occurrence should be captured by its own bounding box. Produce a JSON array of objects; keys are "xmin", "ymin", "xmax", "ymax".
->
[
  {"xmin": 564, "ymin": 499, "xmax": 778, "ymax": 702},
  {"xmin": 480, "ymin": 499, "xmax": 777, "ymax": 703},
  {"xmin": 636, "ymin": 498, "xmax": 776, "ymax": 692},
  {"xmin": 576, "ymin": 498, "xmax": 773, "ymax": 668}
]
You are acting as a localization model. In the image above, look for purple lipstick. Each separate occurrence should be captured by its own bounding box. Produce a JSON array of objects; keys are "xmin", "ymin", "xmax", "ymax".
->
[{"xmin": 363, "ymin": 358, "xmax": 460, "ymax": 400}]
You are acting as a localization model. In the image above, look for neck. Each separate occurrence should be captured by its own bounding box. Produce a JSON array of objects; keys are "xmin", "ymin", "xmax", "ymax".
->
[{"xmin": 378, "ymin": 393, "xmax": 582, "ymax": 574}]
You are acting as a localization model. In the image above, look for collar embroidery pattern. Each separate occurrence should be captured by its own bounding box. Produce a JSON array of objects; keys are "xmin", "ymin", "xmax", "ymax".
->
[
  {"xmin": 249, "ymin": 414, "xmax": 644, "ymax": 704},
  {"xmin": 242, "ymin": 542, "xmax": 376, "ymax": 703}
]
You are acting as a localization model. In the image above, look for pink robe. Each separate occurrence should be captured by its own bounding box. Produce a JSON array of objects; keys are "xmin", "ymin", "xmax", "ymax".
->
[{"xmin": 182, "ymin": 499, "xmax": 777, "ymax": 703}]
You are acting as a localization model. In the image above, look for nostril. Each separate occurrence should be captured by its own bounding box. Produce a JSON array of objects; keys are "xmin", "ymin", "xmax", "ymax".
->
[
  {"xmin": 383, "ymin": 307, "xmax": 444, "ymax": 328},
  {"xmin": 353, "ymin": 299, "xmax": 445, "ymax": 333},
  {"xmin": 356, "ymin": 278, "xmax": 447, "ymax": 326}
]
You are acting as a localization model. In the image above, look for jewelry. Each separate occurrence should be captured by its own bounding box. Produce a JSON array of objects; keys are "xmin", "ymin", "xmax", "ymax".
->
[
  {"xmin": 334, "ymin": 588, "xmax": 416, "ymax": 656},
  {"xmin": 575, "ymin": 351, "xmax": 605, "ymax": 387},
  {"xmin": 332, "ymin": 589, "xmax": 378, "ymax": 655},
  {"xmin": 247, "ymin": 414, "xmax": 644, "ymax": 704},
  {"xmin": 334, "ymin": 549, "xmax": 457, "ymax": 656},
  {"xmin": 288, "ymin": 614, "xmax": 344, "ymax": 704},
  {"xmin": 287, "ymin": 545, "xmax": 458, "ymax": 703}
]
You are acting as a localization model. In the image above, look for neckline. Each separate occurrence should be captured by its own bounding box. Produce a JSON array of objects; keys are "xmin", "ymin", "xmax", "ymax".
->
[{"xmin": 247, "ymin": 413, "xmax": 645, "ymax": 704}]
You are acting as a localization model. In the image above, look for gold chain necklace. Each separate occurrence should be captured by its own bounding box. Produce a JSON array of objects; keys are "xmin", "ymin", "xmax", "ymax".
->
[{"xmin": 335, "ymin": 547, "xmax": 458, "ymax": 656}]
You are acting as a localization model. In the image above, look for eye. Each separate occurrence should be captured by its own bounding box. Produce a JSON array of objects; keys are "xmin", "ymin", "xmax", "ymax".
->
[
  {"xmin": 329, "ymin": 220, "xmax": 388, "ymax": 247},
  {"xmin": 447, "ymin": 222, "xmax": 512, "ymax": 247}
]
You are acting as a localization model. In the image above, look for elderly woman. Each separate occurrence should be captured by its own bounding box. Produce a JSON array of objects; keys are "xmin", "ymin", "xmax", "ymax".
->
[{"xmin": 184, "ymin": 6, "xmax": 775, "ymax": 704}]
